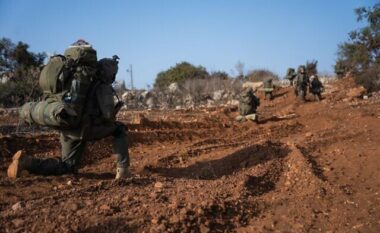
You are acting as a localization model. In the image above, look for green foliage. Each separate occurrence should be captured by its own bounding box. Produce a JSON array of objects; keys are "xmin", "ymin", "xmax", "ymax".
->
[
  {"xmin": 336, "ymin": 3, "xmax": 380, "ymax": 91},
  {"xmin": 0, "ymin": 38, "xmax": 46, "ymax": 107},
  {"xmin": 334, "ymin": 59, "xmax": 350, "ymax": 78},
  {"xmin": 154, "ymin": 62, "xmax": 209, "ymax": 89},
  {"xmin": 210, "ymin": 71, "xmax": 230, "ymax": 80},
  {"xmin": 246, "ymin": 69, "xmax": 279, "ymax": 82}
]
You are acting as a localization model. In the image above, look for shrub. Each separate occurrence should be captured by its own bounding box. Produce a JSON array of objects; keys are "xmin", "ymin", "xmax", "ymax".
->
[
  {"xmin": 246, "ymin": 69, "xmax": 279, "ymax": 82},
  {"xmin": 335, "ymin": 3, "xmax": 380, "ymax": 91},
  {"xmin": 0, "ymin": 38, "xmax": 46, "ymax": 107},
  {"xmin": 154, "ymin": 62, "xmax": 209, "ymax": 89}
]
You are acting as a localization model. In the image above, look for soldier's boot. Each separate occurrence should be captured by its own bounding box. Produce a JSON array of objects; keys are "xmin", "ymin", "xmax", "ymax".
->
[
  {"xmin": 7, "ymin": 151, "xmax": 33, "ymax": 179},
  {"xmin": 115, "ymin": 166, "xmax": 130, "ymax": 179}
]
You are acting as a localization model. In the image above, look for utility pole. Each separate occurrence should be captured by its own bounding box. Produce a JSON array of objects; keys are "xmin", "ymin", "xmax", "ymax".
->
[{"xmin": 126, "ymin": 64, "xmax": 134, "ymax": 90}]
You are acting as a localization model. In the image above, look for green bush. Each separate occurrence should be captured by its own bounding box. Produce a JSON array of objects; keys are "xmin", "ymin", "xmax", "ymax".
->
[
  {"xmin": 154, "ymin": 62, "xmax": 209, "ymax": 89},
  {"xmin": 246, "ymin": 69, "xmax": 279, "ymax": 82},
  {"xmin": 0, "ymin": 38, "xmax": 46, "ymax": 107},
  {"xmin": 335, "ymin": 3, "xmax": 380, "ymax": 91}
]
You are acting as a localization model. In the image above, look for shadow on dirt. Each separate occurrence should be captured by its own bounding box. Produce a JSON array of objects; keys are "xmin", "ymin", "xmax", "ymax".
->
[
  {"xmin": 245, "ymin": 173, "xmax": 276, "ymax": 196},
  {"xmin": 298, "ymin": 146, "xmax": 328, "ymax": 181},
  {"xmin": 146, "ymin": 141, "xmax": 290, "ymax": 180},
  {"xmin": 244, "ymin": 159, "xmax": 284, "ymax": 196}
]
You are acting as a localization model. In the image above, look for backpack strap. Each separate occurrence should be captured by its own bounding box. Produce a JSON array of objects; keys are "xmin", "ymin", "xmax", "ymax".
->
[{"xmin": 79, "ymin": 80, "xmax": 102, "ymax": 139}]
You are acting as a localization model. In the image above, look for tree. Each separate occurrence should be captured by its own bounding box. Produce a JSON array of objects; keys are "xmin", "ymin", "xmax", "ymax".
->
[
  {"xmin": 306, "ymin": 60, "xmax": 318, "ymax": 76},
  {"xmin": 246, "ymin": 69, "xmax": 279, "ymax": 82},
  {"xmin": 0, "ymin": 38, "xmax": 46, "ymax": 107},
  {"xmin": 235, "ymin": 60, "xmax": 245, "ymax": 78},
  {"xmin": 335, "ymin": 3, "xmax": 380, "ymax": 91},
  {"xmin": 210, "ymin": 71, "xmax": 230, "ymax": 80},
  {"xmin": 154, "ymin": 62, "xmax": 209, "ymax": 89}
]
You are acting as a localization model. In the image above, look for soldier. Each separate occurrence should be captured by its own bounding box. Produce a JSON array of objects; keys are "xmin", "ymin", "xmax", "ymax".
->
[
  {"xmin": 263, "ymin": 77, "xmax": 274, "ymax": 100},
  {"xmin": 295, "ymin": 65, "xmax": 309, "ymax": 101},
  {"xmin": 310, "ymin": 75, "xmax": 324, "ymax": 101},
  {"xmin": 285, "ymin": 68, "xmax": 297, "ymax": 86},
  {"xmin": 7, "ymin": 41, "xmax": 130, "ymax": 179},
  {"xmin": 236, "ymin": 87, "xmax": 260, "ymax": 123}
]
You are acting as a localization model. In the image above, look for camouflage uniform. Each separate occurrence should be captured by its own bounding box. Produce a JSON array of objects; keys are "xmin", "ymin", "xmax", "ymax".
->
[
  {"xmin": 285, "ymin": 68, "xmax": 297, "ymax": 86},
  {"xmin": 7, "ymin": 41, "xmax": 129, "ymax": 179},
  {"xmin": 263, "ymin": 78, "xmax": 274, "ymax": 100},
  {"xmin": 236, "ymin": 88, "xmax": 260, "ymax": 122},
  {"xmin": 295, "ymin": 66, "xmax": 309, "ymax": 100},
  {"xmin": 24, "ymin": 82, "xmax": 129, "ymax": 176},
  {"xmin": 310, "ymin": 75, "xmax": 323, "ymax": 101}
]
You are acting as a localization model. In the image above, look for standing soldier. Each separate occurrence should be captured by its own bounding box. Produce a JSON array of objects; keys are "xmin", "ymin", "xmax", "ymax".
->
[
  {"xmin": 7, "ymin": 41, "xmax": 130, "ymax": 179},
  {"xmin": 285, "ymin": 68, "xmax": 297, "ymax": 86},
  {"xmin": 295, "ymin": 65, "xmax": 309, "ymax": 101},
  {"xmin": 310, "ymin": 75, "xmax": 324, "ymax": 101},
  {"xmin": 236, "ymin": 87, "xmax": 260, "ymax": 123}
]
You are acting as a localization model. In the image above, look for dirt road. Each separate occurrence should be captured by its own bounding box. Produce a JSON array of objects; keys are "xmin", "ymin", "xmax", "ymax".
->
[{"xmin": 1, "ymin": 78, "xmax": 379, "ymax": 233}]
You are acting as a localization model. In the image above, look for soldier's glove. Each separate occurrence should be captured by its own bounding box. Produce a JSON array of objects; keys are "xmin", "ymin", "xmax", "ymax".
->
[{"xmin": 114, "ymin": 101, "xmax": 124, "ymax": 114}]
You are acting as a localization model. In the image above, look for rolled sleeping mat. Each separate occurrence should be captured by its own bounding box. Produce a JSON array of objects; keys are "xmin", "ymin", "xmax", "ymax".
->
[{"xmin": 19, "ymin": 100, "xmax": 79, "ymax": 128}]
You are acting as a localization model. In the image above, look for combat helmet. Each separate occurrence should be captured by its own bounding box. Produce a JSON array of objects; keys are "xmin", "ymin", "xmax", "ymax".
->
[{"xmin": 298, "ymin": 65, "xmax": 306, "ymax": 74}]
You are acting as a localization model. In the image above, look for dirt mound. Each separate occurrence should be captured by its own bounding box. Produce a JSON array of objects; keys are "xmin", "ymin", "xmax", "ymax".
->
[{"xmin": 325, "ymin": 75, "xmax": 366, "ymax": 102}]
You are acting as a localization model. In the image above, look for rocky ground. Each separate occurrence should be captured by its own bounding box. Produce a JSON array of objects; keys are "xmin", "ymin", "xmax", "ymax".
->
[{"xmin": 0, "ymin": 77, "xmax": 379, "ymax": 233}]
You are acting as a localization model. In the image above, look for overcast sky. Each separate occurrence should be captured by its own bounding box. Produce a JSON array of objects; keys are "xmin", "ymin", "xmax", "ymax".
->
[{"xmin": 0, "ymin": 0, "xmax": 376, "ymax": 88}]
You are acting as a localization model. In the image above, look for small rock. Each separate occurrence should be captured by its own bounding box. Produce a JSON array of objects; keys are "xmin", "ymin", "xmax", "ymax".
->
[
  {"xmin": 180, "ymin": 208, "xmax": 188, "ymax": 216},
  {"xmin": 305, "ymin": 132, "xmax": 313, "ymax": 137},
  {"xmin": 12, "ymin": 202, "xmax": 23, "ymax": 211},
  {"xmin": 41, "ymin": 208, "xmax": 49, "ymax": 213},
  {"xmin": 200, "ymin": 224, "xmax": 209, "ymax": 233},
  {"xmin": 169, "ymin": 215, "xmax": 180, "ymax": 223},
  {"xmin": 84, "ymin": 200, "xmax": 93, "ymax": 206},
  {"xmin": 67, "ymin": 180, "xmax": 73, "ymax": 186},
  {"xmin": 196, "ymin": 208, "xmax": 204, "ymax": 215},
  {"xmin": 151, "ymin": 218, "xmax": 159, "ymax": 224},
  {"xmin": 69, "ymin": 203, "xmax": 79, "ymax": 211},
  {"xmin": 154, "ymin": 182, "xmax": 164, "ymax": 189},
  {"xmin": 99, "ymin": 204, "xmax": 111, "ymax": 211},
  {"xmin": 156, "ymin": 224, "xmax": 166, "ymax": 231},
  {"xmin": 76, "ymin": 209, "xmax": 87, "ymax": 216},
  {"xmin": 97, "ymin": 181, "xmax": 105, "ymax": 187},
  {"xmin": 12, "ymin": 218, "xmax": 24, "ymax": 228}
]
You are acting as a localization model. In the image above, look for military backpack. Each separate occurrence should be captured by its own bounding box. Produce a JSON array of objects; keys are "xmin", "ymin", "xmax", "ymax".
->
[{"xmin": 20, "ymin": 45, "xmax": 98, "ymax": 129}]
